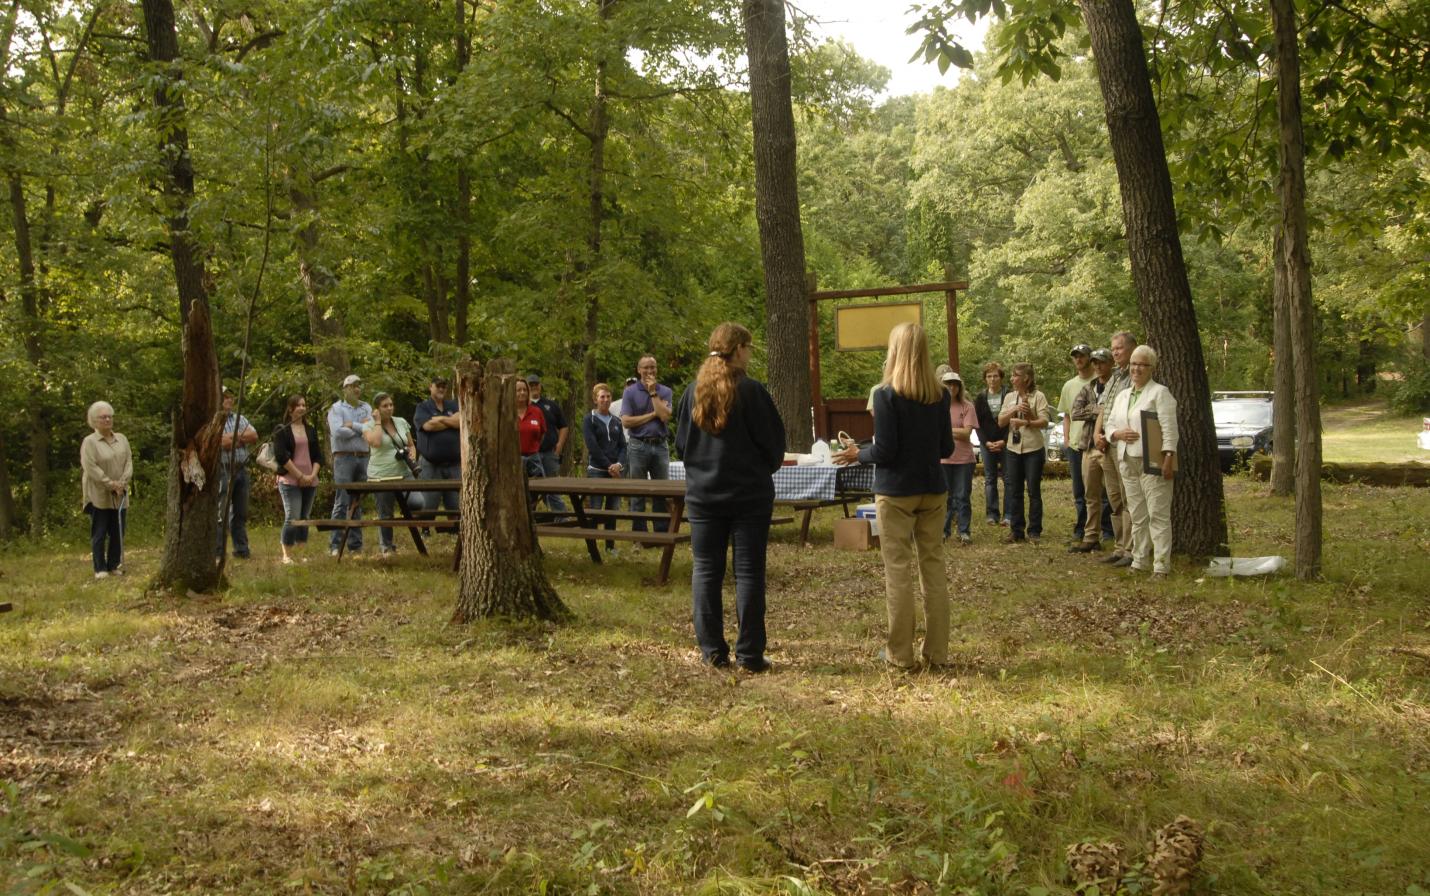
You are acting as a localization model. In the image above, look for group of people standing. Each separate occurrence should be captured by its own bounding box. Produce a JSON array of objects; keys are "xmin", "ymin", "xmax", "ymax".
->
[{"xmin": 78, "ymin": 322, "xmax": 1179, "ymax": 678}]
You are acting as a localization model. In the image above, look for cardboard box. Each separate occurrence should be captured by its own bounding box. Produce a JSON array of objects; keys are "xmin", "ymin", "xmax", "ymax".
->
[{"xmin": 834, "ymin": 517, "xmax": 879, "ymax": 551}]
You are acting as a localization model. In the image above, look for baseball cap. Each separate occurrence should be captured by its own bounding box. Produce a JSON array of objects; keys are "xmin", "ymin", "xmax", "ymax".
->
[
  {"xmin": 625, "ymin": 376, "xmax": 638, "ymax": 385},
  {"xmin": 431, "ymin": 375, "xmax": 449, "ymax": 386},
  {"xmin": 935, "ymin": 363, "xmax": 952, "ymax": 379},
  {"xmin": 1070, "ymin": 344, "xmax": 1093, "ymax": 357},
  {"xmin": 341, "ymin": 374, "xmax": 362, "ymax": 387},
  {"xmin": 525, "ymin": 374, "xmax": 542, "ymax": 385},
  {"xmin": 940, "ymin": 370, "xmax": 962, "ymax": 384},
  {"xmin": 1091, "ymin": 348, "xmax": 1113, "ymax": 363},
  {"xmin": 221, "ymin": 384, "xmax": 235, "ymax": 395}
]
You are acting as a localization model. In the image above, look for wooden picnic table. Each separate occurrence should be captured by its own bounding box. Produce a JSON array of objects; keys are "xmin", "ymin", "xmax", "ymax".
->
[
  {"xmin": 293, "ymin": 478, "xmax": 460, "ymax": 561},
  {"xmin": 527, "ymin": 476, "xmax": 691, "ymax": 584}
]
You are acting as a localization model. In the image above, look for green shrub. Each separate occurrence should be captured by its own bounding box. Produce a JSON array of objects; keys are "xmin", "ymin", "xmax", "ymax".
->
[{"xmin": 1386, "ymin": 356, "xmax": 1430, "ymax": 415}]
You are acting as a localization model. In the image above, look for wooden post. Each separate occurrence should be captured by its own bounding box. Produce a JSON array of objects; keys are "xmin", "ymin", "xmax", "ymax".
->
[
  {"xmin": 807, "ymin": 271, "xmax": 824, "ymax": 442},
  {"xmin": 452, "ymin": 358, "xmax": 569, "ymax": 623},
  {"xmin": 943, "ymin": 264, "xmax": 960, "ymax": 370}
]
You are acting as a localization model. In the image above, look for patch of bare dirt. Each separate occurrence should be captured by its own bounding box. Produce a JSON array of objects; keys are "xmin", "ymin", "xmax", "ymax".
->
[
  {"xmin": 169, "ymin": 604, "xmax": 356, "ymax": 656},
  {"xmin": 0, "ymin": 684, "xmax": 120, "ymax": 791},
  {"xmin": 1026, "ymin": 593, "xmax": 1250, "ymax": 652}
]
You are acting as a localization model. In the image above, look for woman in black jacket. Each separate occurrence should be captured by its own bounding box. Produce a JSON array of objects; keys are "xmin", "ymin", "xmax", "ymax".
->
[
  {"xmin": 973, "ymin": 361, "xmax": 1012, "ymax": 526},
  {"xmin": 582, "ymin": 382, "xmax": 628, "ymax": 553},
  {"xmin": 834, "ymin": 322, "xmax": 954, "ymax": 670},
  {"xmin": 676, "ymin": 322, "xmax": 786, "ymax": 672},
  {"xmin": 271, "ymin": 395, "xmax": 326, "ymax": 564}
]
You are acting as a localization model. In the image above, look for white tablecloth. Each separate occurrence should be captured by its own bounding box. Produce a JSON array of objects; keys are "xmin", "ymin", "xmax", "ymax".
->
[{"xmin": 667, "ymin": 461, "xmax": 873, "ymax": 503}]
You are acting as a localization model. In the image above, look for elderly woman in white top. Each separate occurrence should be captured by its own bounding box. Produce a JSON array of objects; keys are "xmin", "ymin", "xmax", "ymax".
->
[
  {"xmin": 80, "ymin": 401, "xmax": 133, "ymax": 578},
  {"xmin": 1103, "ymin": 345, "xmax": 1179, "ymax": 578}
]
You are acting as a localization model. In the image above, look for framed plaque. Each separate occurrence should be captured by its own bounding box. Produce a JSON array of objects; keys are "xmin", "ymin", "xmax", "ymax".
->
[{"xmin": 1140, "ymin": 409, "xmax": 1177, "ymax": 476}]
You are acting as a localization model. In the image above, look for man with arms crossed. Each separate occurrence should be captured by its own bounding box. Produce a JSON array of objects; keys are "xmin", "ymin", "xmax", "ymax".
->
[
  {"xmin": 414, "ymin": 376, "xmax": 461, "ymax": 517},
  {"xmin": 621, "ymin": 354, "xmax": 674, "ymax": 538}
]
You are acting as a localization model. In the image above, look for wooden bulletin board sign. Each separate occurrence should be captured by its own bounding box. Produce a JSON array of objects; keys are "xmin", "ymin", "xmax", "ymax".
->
[{"xmin": 833, "ymin": 301, "xmax": 923, "ymax": 351}]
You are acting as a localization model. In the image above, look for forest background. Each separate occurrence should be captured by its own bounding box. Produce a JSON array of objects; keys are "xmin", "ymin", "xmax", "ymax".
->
[{"xmin": 0, "ymin": 0, "xmax": 1425, "ymax": 541}]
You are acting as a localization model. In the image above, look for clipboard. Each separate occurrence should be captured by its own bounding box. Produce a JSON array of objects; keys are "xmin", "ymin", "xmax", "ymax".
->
[{"xmin": 1141, "ymin": 409, "xmax": 1177, "ymax": 476}]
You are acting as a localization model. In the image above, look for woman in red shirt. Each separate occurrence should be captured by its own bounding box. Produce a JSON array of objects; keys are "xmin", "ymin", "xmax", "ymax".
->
[{"xmin": 516, "ymin": 378, "xmax": 547, "ymax": 476}]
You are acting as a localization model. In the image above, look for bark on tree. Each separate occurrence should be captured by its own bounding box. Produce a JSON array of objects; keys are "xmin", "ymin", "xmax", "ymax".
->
[
  {"xmin": 1077, "ymin": 0, "xmax": 1228, "ymax": 557},
  {"xmin": 142, "ymin": 0, "xmax": 223, "ymax": 594},
  {"xmin": 1270, "ymin": 230, "xmax": 1296, "ymax": 496},
  {"xmin": 289, "ymin": 172, "xmax": 350, "ymax": 376},
  {"xmin": 743, "ymin": 0, "xmax": 813, "ymax": 451},
  {"xmin": 1271, "ymin": 0, "xmax": 1322, "ymax": 579},
  {"xmin": 452, "ymin": 358, "xmax": 569, "ymax": 622}
]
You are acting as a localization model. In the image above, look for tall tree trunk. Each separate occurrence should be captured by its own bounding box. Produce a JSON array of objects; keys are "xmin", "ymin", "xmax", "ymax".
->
[
  {"xmin": 743, "ymin": 0, "xmax": 813, "ymax": 451},
  {"xmin": 423, "ymin": 261, "xmax": 452, "ymax": 344},
  {"xmin": 0, "ymin": 425, "xmax": 14, "ymax": 538},
  {"xmin": 289, "ymin": 173, "xmax": 350, "ymax": 376},
  {"xmin": 453, "ymin": 0, "xmax": 472, "ymax": 345},
  {"xmin": 1271, "ymin": 0, "xmax": 1321, "ymax": 579},
  {"xmin": 6, "ymin": 169, "xmax": 50, "ymax": 536},
  {"xmin": 1270, "ymin": 230, "xmax": 1296, "ymax": 496},
  {"xmin": 1077, "ymin": 0, "xmax": 1228, "ymax": 557},
  {"xmin": 452, "ymin": 358, "xmax": 569, "ymax": 622},
  {"xmin": 142, "ymin": 0, "xmax": 223, "ymax": 594}
]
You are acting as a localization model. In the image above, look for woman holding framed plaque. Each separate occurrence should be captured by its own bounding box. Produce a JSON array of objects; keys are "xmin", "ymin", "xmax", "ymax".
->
[{"xmin": 1103, "ymin": 345, "xmax": 1179, "ymax": 578}]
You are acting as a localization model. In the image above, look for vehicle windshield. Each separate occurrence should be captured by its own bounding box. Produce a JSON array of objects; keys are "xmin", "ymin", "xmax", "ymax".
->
[{"xmin": 1213, "ymin": 401, "xmax": 1272, "ymax": 427}]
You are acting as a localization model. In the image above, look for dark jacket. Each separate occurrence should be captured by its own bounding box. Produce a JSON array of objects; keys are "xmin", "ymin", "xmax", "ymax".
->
[
  {"xmin": 583, "ymin": 410, "xmax": 628, "ymax": 471},
  {"xmin": 271, "ymin": 422, "xmax": 327, "ymax": 472},
  {"xmin": 858, "ymin": 385, "xmax": 954, "ymax": 497},
  {"xmin": 675, "ymin": 375, "xmax": 786, "ymax": 517},
  {"xmin": 974, "ymin": 387, "xmax": 1011, "ymax": 447}
]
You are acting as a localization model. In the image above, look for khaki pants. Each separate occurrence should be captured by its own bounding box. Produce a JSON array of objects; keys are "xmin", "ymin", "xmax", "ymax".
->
[
  {"xmin": 875, "ymin": 492, "xmax": 950, "ymax": 667},
  {"xmin": 1095, "ymin": 446, "xmax": 1132, "ymax": 555},
  {"xmin": 1119, "ymin": 456, "xmax": 1173, "ymax": 573}
]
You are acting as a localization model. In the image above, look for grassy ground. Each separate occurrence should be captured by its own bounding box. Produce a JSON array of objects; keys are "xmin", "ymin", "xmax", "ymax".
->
[
  {"xmin": 2, "ymin": 478, "xmax": 1428, "ymax": 895},
  {"xmin": 1321, "ymin": 400, "xmax": 1428, "ymax": 465}
]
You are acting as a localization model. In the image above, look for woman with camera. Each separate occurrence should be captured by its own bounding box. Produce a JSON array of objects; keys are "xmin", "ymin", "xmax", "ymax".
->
[
  {"xmin": 996, "ymin": 362, "xmax": 1051, "ymax": 543},
  {"xmin": 834, "ymin": 322, "xmax": 954, "ymax": 671},
  {"xmin": 363, "ymin": 391, "xmax": 418, "ymax": 556}
]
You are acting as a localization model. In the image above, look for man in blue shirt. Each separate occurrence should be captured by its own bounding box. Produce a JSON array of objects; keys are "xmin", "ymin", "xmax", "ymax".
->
[
  {"xmin": 327, "ymin": 373, "xmax": 372, "ymax": 555},
  {"xmin": 216, "ymin": 385, "xmax": 258, "ymax": 559},
  {"xmin": 620, "ymin": 354, "xmax": 673, "ymax": 536},
  {"xmin": 414, "ymin": 376, "xmax": 461, "ymax": 515}
]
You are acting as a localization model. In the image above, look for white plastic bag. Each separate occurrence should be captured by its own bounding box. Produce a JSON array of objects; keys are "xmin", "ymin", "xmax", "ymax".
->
[{"xmin": 1206, "ymin": 556, "xmax": 1286, "ymax": 577}]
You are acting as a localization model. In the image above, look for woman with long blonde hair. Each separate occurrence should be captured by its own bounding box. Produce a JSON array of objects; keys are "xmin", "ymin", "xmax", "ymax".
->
[
  {"xmin": 834, "ymin": 322, "xmax": 954, "ymax": 670},
  {"xmin": 675, "ymin": 322, "xmax": 786, "ymax": 672}
]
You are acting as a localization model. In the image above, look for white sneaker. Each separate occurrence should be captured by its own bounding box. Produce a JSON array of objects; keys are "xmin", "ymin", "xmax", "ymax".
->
[
  {"xmin": 282, "ymin": 556, "xmax": 295, "ymax": 566},
  {"xmin": 94, "ymin": 571, "xmax": 109, "ymax": 579}
]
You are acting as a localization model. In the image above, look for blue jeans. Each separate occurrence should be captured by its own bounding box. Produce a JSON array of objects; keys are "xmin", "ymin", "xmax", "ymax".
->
[
  {"xmin": 419, "ymin": 459, "xmax": 461, "ymax": 514},
  {"xmin": 941, "ymin": 463, "xmax": 974, "ymax": 538},
  {"xmin": 627, "ymin": 438, "xmax": 670, "ymax": 534},
  {"xmin": 85, "ymin": 503, "xmax": 125, "ymax": 573},
  {"xmin": 586, "ymin": 468, "xmax": 620, "ymax": 549},
  {"xmin": 1065, "ymin": 446, "xmax": 1087, "ymax": 539},
  {"xmin": 979, "ymin": 444, "xmax": 1008, "ymax": 521},
  {"xmin": 373, "ymin": 472, "xmax": 414, "ymax": 552},
  {"xmin": 279, "ymin": 483, "xmax": 317, "ymax": 547},
  {"xmin": 329, "ymin": 453, "xmax": 370, "ymax": 551},
  {"xmin": 216, "ymin": 465, "xmax": 251, "ymax": 557},
  {"xmin": 1004, "ymin": 449, "xmax": 1046, "ymax": 539},
  {"xmin": 689, "ymin": 511, "xmax": 771, "ymax": 666},
  {"xmin": 537, "ymin": 450, "xmax": 567, "ymax": 513}
]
